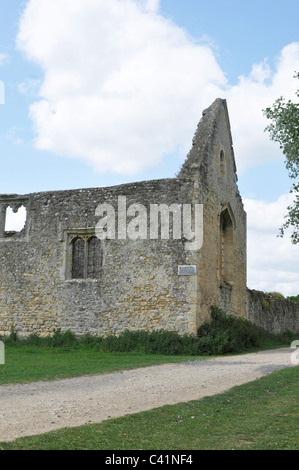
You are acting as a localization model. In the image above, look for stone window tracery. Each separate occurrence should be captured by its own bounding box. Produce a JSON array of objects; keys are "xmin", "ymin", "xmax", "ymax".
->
[{"xmin": 68, "ymin": 233, "xmax": 102, "ymax": 280}]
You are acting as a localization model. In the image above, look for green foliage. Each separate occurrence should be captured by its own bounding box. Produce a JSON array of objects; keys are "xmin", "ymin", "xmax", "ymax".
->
[
  {"xmin": 2, "ymin": 307, "xmax": 293, "ymax": 357},
  {"xmin": 1, "ymin": 329, "xmax": 80, "ymax": 349},
  {"xmin": 197, "ymin": 306, "xmax": 277, "ymax": 354},
  {"xmin": 267, "ymin": 291, "xmax": 285, "ymax": 298},
  {"xmin": 49, "ymin": 329, "xmax": 78, "ymax": 347},
  {"xmin": 1, "ymin": 326, "xmax": 18, "ymax": 346},
  {"xmin": 263, "ymin": 72, "xmax": 299, "ymax": 244},
  {"xmin": 100, "ymin": 329, "xmax": 201, "ymax": 355},
  {"xmin": 262, "ymin": 299, "xmax": 270, "ymax": 311},
  {"xmin": 287, "ymin": 294, "xmax": 299, "ymax": 303}
]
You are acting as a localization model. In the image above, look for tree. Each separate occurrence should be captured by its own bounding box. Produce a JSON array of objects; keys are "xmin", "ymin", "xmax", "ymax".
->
[
  {"xmin": 263, "ymin": 72, "xmax": 299, "ymax": 244},
  {"xmin": 287, "ymin": 294, "xmax": 299, "ymax": 303}
]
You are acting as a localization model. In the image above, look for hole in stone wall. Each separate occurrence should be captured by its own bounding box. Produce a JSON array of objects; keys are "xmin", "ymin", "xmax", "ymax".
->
[{"xmin": 5, "ymin": 206, "xmax": 27, "ymax": 233}]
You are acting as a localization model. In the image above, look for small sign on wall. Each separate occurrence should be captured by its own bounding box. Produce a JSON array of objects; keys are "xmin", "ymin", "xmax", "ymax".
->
[{"xmin": 178, "ymin": 265, "xmax": 197, "ymax": 276}]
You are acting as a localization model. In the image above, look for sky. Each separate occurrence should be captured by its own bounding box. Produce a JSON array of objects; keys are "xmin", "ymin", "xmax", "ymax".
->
[{"xmin": 0, "ymin": 0, "xmax": 299, "ymax": 295}]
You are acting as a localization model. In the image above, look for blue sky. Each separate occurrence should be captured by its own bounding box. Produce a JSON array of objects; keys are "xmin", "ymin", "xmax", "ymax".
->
[
  {"xmin": 161, "ymin": 0, "xmax": 299, "ymax": 82},
  {"xmin": 0, "ymin": 0, "xmax": 298, "ymax": 294}
]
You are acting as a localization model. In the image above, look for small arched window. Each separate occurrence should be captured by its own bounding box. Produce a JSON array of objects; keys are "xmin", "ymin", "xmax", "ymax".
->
[
  {"xmin": 87, "ymin": 236, "xmax": 102, "ymax": 279},
  {"xmin": 72, "ymin": 237, "xmax": 85, "ymax": 279},
  {"xmin": 71, "ymin": 235, "xmax": 102, "ymax": 280}
]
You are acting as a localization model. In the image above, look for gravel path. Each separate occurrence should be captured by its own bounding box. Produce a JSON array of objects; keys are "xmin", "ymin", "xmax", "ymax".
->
[{"xmin": 0, "ymin": 347, "xmax": 295, "ymax": 442}]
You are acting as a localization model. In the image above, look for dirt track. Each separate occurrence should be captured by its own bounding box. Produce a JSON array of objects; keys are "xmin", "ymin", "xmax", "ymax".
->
[{"xmin": 0, "ymin": 347, "xmax": 295, "ymax": 442}]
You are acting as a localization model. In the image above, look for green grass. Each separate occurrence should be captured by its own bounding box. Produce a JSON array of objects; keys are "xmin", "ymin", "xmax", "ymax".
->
[
  {"xmin": 0, "ymin": 342, "xmax": 288, "ymax": 386},
  {"xmin": 0, "ymin": 308, "xmax": 296, "ymax": 449},
  {"xmin": 1, "ymin": 366, "xmax": 298, "ymax": 450},
  {"xmin": 0, "ymin": 346, "xmax": 206, "ymax": 385},
  {"xmin": 0, "ymin": 305, "xmax": 294, "ymax": 385}
]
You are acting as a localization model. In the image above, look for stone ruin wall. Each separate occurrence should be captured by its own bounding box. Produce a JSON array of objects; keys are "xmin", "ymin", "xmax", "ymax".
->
[
  {"xmin": 0, "ymin": 179, "xmax": 202, "ymax": 337},
  {"xmin": 179, "ymin": 99, "xmax": 247, "ymax": 325},
  {"xmin": 247, "ymin": 289, "xmax": 299, "ymax": 335},
  {"xmin": 0, "ymin": 98, "xmax": 250, "ymax": 338}
]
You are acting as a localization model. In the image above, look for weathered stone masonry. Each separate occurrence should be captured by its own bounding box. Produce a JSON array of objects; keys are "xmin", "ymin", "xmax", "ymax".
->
[
  {"xmin": 0, "ymin": 98, "xmax": 251, "ymax": 337},
  {"xmin": 247, "ymin": 289, "xmax": 299, "ymax": 335}
]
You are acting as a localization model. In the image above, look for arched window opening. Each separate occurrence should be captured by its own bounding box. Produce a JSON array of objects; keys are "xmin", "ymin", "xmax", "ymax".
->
[
  {"xmin": 5, "ymin": 205, "xmax": 27, "ymax": 233},
  {"xmin": 87, "ymin": 236, "xmax": 102, "ymax": 279},
  {"xmin": 72, "ymin": 237, "xmax": 85, "ymax": 279},
  {"xmin": 220, "ymin": 209, "xmax": 234, "ymax": 284},
  {"xmin": 0, "ymin": 201, "xmax": 28, "ymax": 239},
  {"xmin": 71, "ymin": 235, "xmax": 102, "ymax": 280}
]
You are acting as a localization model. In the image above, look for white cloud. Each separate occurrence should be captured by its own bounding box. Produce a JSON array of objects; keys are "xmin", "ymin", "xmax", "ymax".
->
[
  {"xmin": 16, "ymin": 0, "xmax": 227, "ymax": 174},
  {"xmin": 17, "ymin": 1, "xmax": 299, "ymax": 179},
  {"xmin": 143, "ymin": 0, "xmax": 160, "ymax": 13},
  {"xmin": 244, "ymin": 194, "xmax": 299, "ymax": 296},
  {"xmin": 224, "ymin": 43, "xmax": 299, "ymax": 174},
  {"xmin": 16, "ymin": 1, "xmax": 299, "ymax": 177}
]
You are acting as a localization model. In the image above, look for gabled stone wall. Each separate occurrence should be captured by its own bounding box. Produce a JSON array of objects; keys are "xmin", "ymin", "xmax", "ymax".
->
[{"xmin": 0, "ymin": 99, "xmax": 248, "ymax": 337}]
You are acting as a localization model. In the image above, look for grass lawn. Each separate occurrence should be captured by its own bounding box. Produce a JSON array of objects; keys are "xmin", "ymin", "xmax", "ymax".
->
[
  {"xmin": 1, "ymin": 308, "xmax": 293, "ymax": 386},
  {"xmin": 0, "ymin": 345, "xmax": 207, "ymax": 385},
  {"xmin": 1, "ymin": 365, "xmax": 298, "ymax": 450},
  {"xmin": 0, "ymin": 340, "xmax": 289, "ymax": 386}
]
